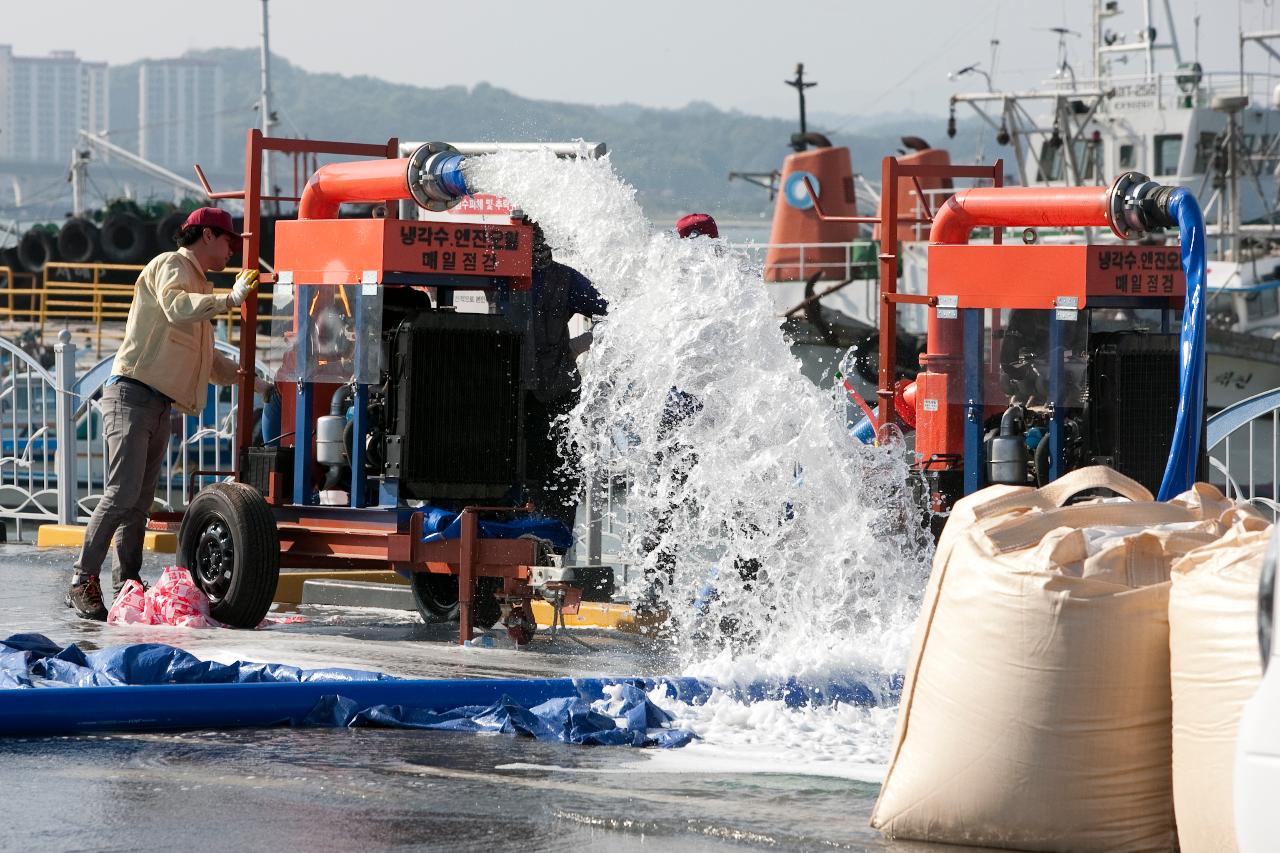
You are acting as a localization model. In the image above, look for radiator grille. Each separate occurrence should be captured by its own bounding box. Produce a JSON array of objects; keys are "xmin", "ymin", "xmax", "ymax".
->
[
  {"xmin": 1086, "ymin": 331, "xmax": 1182, "ymax": 494},
  {"xmin": 389, "ymin": 313, "xmax": 523, "ymax": 502}
]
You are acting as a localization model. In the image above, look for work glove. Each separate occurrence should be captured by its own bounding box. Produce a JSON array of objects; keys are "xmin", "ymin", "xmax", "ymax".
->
[
  {"xmin": 227, "ymin": 269, "xmax": 259, "ymax": 308},
  {"xmin": 253, "ymin": 375, "xmax": 277, "ymax": 401}
]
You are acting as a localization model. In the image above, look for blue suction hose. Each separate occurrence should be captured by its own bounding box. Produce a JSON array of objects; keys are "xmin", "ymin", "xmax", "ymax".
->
[
  {"xmin": 851, "ymin": 410, "xmax": 877, "ymax": 444},
  {"xmin": 1157, "ymin": 188, "xmax": 1207, "ymax": 500}
]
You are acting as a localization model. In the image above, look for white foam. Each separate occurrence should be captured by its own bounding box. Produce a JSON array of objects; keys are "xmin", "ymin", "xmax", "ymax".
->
[{"xmin": 465, "ymin": 149, "xmax": 933, "ymax": 767}]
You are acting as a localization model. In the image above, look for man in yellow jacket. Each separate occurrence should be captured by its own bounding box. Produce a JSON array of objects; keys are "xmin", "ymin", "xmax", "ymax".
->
[{"xmin": 67, "ymin": 207, "xmax": 270, "ymax": 620}]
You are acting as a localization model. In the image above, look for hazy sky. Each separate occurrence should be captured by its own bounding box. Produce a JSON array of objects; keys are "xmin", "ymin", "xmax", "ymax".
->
[{"xmin": 5, "ymin": 0, "xmax": 1273, "ymax": 123}]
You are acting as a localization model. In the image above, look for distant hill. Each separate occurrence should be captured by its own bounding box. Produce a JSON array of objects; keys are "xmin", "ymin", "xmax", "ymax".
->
[{"xmin": 101, "ymin": 49, "xmax": 988, "ymax": 220}]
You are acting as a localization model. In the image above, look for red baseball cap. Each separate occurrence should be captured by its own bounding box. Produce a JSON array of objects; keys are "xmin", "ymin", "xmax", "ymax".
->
[
  {"xmin": 182, "ymin": 207, "xmax": 249, "ymax": 251},
  {"xmin": 676, "ymin": 213, "xmax": 719, "ymax": 239}
]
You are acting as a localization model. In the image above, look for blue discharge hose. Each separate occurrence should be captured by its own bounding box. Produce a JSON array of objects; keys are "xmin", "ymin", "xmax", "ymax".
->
[{"xmin": 1157, "ymin": 188, "xmax": 1207, "ymax": 500}]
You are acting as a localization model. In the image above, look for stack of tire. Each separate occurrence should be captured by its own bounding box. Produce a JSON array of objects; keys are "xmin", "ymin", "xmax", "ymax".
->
[
  {"xmin": 10, "ymin": 202, "xmax": 279, "ymax": 276},
  {"xmin": 10, "ymin": 200, "xmax": 214, "ymax": 275}
]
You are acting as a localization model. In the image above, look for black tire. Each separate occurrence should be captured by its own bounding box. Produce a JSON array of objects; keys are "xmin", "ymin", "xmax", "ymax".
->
[
  {"xmin": 17, "ymin": 229, "xmax": 58, "ymax": 273},
  {"xmin": 100, "ymin": 212, "xmax": 152, "ymax": 264},
  {"xmin": 2, "ymin": 245, "xmax": 26, "ymax": 273},
  {"xmin": 57, "ymin": 218, "xmax": 100, "ymax": 263},
  {"xmin": 410, "ymin": 574, "xmax": 502, "ymax": 628},
  {"xmin": 155, "ymin": 211, "xmax": 186, "ymax": 251},
  {"xmin": 178, "ymin": 482, "xmax": 280, "ymax": 628}
]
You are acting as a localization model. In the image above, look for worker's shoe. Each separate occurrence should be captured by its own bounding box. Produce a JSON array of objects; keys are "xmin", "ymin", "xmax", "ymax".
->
[{"xmin": 66, "ymin": 576, "xmax": 108, "ymax": 621}]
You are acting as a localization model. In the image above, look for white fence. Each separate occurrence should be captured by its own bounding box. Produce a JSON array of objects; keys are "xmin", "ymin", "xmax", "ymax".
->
[{"xmin": 1207, "ymin": 388, "xmax": 1280, "ymax": 519}]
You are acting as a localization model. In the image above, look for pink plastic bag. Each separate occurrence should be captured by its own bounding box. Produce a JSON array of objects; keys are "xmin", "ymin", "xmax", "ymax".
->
[
  {"xmin": 107, "ymin": 579, "xmax": 151, "ymax": 625},
  {"xmin": 143, "ymin": 566, "xmax": 221, "ymax": 628}
]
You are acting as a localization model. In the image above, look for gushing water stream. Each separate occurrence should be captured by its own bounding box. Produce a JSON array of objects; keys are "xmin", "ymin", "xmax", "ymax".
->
[{"xmin": 466, "ymin": 149, "xmax": 933, "ymax": 772}]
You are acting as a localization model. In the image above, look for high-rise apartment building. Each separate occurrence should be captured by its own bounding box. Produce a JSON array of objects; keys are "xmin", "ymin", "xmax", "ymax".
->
[
  {"xmin": 138, "ymin": 59, "xmax": 223, "ymax": 170},
  {"xmin": 0, "ymin": 45, "xmax": 109, "ymax": 163}
]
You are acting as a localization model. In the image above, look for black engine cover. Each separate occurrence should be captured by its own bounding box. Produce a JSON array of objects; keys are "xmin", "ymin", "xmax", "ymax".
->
[
  {"xmin": 1085, "ymin": 331, "xmax": 1193, "ymax": 494},
  {"xmin": 385, "ymin": 312, "xmax": 524, "ymax": 503}
]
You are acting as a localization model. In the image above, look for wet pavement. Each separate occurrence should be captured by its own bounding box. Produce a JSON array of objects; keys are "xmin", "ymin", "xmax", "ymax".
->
[{"xmin": 0, "ymin": 544, "xmax": 969, "ymax": 852}]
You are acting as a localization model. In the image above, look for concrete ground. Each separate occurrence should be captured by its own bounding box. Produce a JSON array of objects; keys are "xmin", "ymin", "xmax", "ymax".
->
[{"xmin": 0, "ymin": 543, "xmax": 968, "ymax": 853}]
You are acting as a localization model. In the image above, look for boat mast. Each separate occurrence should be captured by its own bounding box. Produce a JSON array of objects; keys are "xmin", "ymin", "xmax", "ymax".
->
[
  {"xmin": 1143, "ymin": 0, "xmax": 1155, "ymax": 77},
  {"xmin": 786, "ymin": 64, "xmax": 818, "ymax": 152},
  {"xmin": 259, "ymin": 0, "xmax": 275, "ymax": 200},
  {"xmin": 1092, "ymin": 0, "xmax": 1101, "ymax": 81}
]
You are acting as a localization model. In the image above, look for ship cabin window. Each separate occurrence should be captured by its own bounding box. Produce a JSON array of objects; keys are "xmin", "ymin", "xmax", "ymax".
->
[
  {"xmin": 1193, "ymin": 131, "xmax": 1219, "ymax": 174},
  {"xmin": 1154, "ymin": 134, "xmax": 1183, "ymax": 176},
  {"xmin": 1074, "ymin": 141, "xmax": 1097, "ymax": 180},
  {"xmin": 1259, "ymin": 134, "xmax": 1279, "ymax": 173},
  {"xmin": 1035, "ymin": 140, "xmax": 1096, "ymax": 181},
  {"xmin": 1036, "ymin": 140, "xmax": 1064, "ymax": 181},
  {"xmin": 1246, "ymin": 285, "xmax": 1279, "ymax": 321},
  {"xmin": 1119, "ymin": 143, "xmax": 1135, "ymax": 169}
]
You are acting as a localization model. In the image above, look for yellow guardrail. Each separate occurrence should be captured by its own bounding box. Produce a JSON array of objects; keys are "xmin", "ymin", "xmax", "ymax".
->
[
  {"xmin": 41, "ymin": 261, "xmax": 250, "ymax": 357},
  {"xmin": 0, "ymin": 266, "xmax": 42, "ymax": 323},
  {"xmin": 0, "ymin": 260, "xmax": 294, "ymax": 357}
]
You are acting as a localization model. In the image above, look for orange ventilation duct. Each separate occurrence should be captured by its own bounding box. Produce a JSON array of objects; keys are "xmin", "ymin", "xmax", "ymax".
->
[{"xmin": 763, "ymin": 144, "xmax": 859, "ymax": 282}]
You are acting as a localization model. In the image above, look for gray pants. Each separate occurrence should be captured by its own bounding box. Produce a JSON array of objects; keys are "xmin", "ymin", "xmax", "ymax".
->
[{"xmin": 73, "ymin": 381, "xmax": 172, "ymax": 592}]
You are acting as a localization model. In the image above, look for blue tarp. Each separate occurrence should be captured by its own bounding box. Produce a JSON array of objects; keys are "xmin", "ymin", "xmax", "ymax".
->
[
  {"xmin": 0, "ymin": 634, "xmax": 698, "ymax": 746},
  {"xmin": 304, "ymin": 684, "xmax": 696, "ymax": 748},
  {"xmin": 0, "ymin": 635, "xmax": 899, "ymax": 745},
  {"xmin": 419, "ymin": 507, "xmax": 574, "ymax": 551}
]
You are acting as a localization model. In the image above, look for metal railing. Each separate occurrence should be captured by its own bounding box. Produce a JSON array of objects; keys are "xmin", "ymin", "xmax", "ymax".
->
[
  {"xmin": 1207, "ymin": 388, "xmax": 1280, "ymax": 519},
  {"xmin": 0, "ymin": 327, "xmax": 270, "ymax": 541},
  {"xmin": 729, "ymin": 240, "xmax": 880, "ymax": 283},
  {"xmin": 574, "ymin": 464, "xmax": 635, "ymax": 586}
]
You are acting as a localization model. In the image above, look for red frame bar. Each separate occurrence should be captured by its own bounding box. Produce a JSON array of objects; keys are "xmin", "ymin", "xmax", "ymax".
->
[
  {"xmin": 219, "ymin": 131, "xmax": 400, "ymax": 479},
  {"xmin": 873, "ymin": 157, "xmax": 1002, "ymax": 426}
]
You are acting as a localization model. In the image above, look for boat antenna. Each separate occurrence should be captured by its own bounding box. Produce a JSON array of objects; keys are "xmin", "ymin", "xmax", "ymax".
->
[
  {"xmin": 786, "ymin": 63, "xmax": 818, "ymax": 152},
  {"xmin": 949, "ymin": 63, "xmax": 993, "ymax": 91},
  {"xmin": 1194, "ymin": 10, "xmax": 1200, "ymax": 65},
  {"xmin": 1046, "ymin": 26, "xmax": 1082, "ymax": 87}
]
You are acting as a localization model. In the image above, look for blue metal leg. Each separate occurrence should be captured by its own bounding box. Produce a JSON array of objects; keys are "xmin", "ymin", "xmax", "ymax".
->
[
  {"xmin": 963, "ymin": 308, "xmax": 985, "ymax": 495},
  {"xmin": 294, "ymin": 285, "xmax": 314, "ymax": 506},
  {"xmin": 1048, "ymin": 312, "xmax": 1064, "ymax": 481},
  {"xmin": 350, "ymin": 383, "xmax": 368, "ymax": 508},
  {"xmin": 350, "ymin": 284, "xmax": 368, "ymax": 509}
]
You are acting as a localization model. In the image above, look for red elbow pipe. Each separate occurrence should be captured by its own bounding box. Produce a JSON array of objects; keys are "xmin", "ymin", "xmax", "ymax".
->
[
  {"xmin": 919, "ymin": 183, "xmax": 1114, "ymax": 465},
  {"xmin": 925, "ymin": 182, "xmax": 1118, "ymax": 363},
  {"xmin": 929, "ymin": 185, "xmax": 1112, "ymax": 245},
  {"xmin": 298, "ymin": 158, "xmax": 412, "ymax": 220}
]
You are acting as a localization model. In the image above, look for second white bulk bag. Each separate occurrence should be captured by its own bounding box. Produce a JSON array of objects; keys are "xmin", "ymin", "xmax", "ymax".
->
[{"xmin": 1169, "ymin": 509, "xmax": 1270, "ymax": 853}]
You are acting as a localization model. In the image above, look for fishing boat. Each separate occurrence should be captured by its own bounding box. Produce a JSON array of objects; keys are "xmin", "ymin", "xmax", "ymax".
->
[{"xmin": 735, "ymin": 2, "xmax": 1280, "ymax": 409}]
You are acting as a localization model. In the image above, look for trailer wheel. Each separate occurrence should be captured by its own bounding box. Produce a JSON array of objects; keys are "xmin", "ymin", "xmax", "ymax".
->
[
  {"xmin": 179, "ymin": 482, "xmax": 280, "ymax": 628},
  {"xmin": 410, "ymin": 574, "xmax": 501, "ymax": 628}
]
